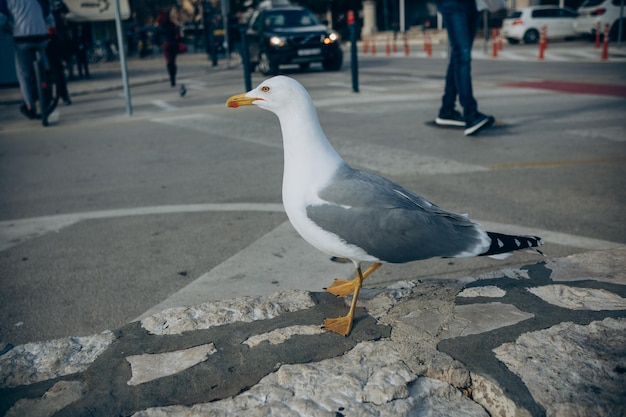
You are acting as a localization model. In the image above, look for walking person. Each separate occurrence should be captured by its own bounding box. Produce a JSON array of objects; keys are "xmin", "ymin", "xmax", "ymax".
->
[
  {"xmin": 48, "ymin": 0, "xmax": 71, "ymax": 105},
  {"xmin": 434, "ymin": 0, "xmax": 495, "ymax": 136},
  {"xmin": 155, "ymin": 10, "xmax": 180, "ymax": 87},
  {"xmin": 74, "ymin": 23, "xmax": 90, "ymax": 78},
  {"xmin": 0, "ymin": 0, "xmax": 55, "ymax": 119}
]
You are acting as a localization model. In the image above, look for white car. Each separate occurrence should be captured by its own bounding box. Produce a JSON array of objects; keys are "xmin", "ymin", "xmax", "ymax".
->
[
  {"xmin": 574, "ymin": 0, "xmax": 626, "ymax": 41},
  {"xmin": 502, "ymin": 6, "xmax": 578, "ymax": 44}
]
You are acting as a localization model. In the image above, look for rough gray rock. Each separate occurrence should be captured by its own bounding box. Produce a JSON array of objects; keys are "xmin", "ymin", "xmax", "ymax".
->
[{"xmin": 494, "ymin": 317, "xmax": 626, "ymax": 417}]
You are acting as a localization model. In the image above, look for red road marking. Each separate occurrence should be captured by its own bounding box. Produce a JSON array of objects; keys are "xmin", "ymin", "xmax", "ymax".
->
[{"xmin": 501, "ymin": 81, "xmax": 626, "ymax": 98}]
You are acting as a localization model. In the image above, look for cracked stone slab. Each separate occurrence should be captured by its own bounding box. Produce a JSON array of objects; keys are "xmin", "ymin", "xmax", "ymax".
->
[
  {"xmin": 439, "ymin": 302, "xmax": 535, "ymax": 339},
  {"xmin": 4, "ymin": 380, "xmax": 85, "ymax": 417},
  {"xmin": 494, "ymin": 317, "xmax": 626, "ymax": 417},
  {"xmin": 0, "ymin": 331, "xmax": 115, "ymax": 388},
  {"xmin": 126, "ymin": 343, "xmax": 217, "ymax": 386},
  {"xmin": 528, "ymin": 284, "xmax": 626, "ymax": 310},
  {"xmin": 545, "ymin": 247, "xmax": 626, "ymax": 284},
  {"xmin": 132, "ymin": 341, "xmax": 489, "ymax": 417},
  {"xmin": 457, "ymin": 286, "xmax": 506, "ymax": 298},
  {"xmin": 141, "ymin": 290, "xmax": 316, "ymax": 335},
  {"xmin": 242, "ymin": 325, "xmax": 326, "ymax": 347}
]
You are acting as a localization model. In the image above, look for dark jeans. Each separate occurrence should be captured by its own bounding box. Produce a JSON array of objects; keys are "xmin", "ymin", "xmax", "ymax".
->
[{"xmin": 438, "ymin": 0, "xmax": 478, "ymax": 118}]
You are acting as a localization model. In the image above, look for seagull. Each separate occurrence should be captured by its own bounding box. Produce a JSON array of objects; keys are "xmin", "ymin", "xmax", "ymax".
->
[{"xmin": 226, "ymin": 76, "xmax": 543, "ymax": 337}]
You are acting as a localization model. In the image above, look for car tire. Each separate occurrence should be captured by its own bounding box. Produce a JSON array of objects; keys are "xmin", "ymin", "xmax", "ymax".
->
[
  {"xmin": 507, "ymin": 37, "xmax": 520, "ymax": 44},
  {"xmin": 523, "ymin": 29, "xmax": 539, "ymax": 44},
  {"xmin": 258, "ymin": 52, "xmax": 278, "ymax": 76},
  {"xmin": 322, "ymin": 49, "xmax": 343, "ymax": 71}
]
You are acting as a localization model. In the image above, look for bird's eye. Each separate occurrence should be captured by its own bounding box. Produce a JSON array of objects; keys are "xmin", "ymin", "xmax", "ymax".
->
[{"xmin": 261, "ymin": 86, "xmax": 270, "ymax": 93}]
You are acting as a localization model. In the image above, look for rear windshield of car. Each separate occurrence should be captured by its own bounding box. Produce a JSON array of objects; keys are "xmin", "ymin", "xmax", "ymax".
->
[
  {"xmin": 580, "ymin": 0, "xmax": 606, "ymax": 7},
  {"xmin": 507, "ymin": 11, "xmax": 522, "ymax": 18}
]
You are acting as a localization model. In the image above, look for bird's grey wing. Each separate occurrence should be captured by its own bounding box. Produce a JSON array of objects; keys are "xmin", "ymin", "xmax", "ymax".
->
[{"xmin": 307, "ymin": 166, "xmax": 489, "ymax": 263}]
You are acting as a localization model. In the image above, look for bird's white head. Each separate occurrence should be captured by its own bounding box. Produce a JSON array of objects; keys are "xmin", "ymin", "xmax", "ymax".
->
[{"xmin": 226, "ymin": 76, "xmax": 314, "ymax": 117}]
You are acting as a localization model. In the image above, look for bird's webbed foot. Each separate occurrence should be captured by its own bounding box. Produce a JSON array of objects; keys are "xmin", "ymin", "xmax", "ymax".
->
[
  {"xmin": 325, "ymin": 278, "xmax": 358, "ymax": 297},
  {"xmin": 322, "ymin": 315, "xmax": 353, "ymax": 337}
]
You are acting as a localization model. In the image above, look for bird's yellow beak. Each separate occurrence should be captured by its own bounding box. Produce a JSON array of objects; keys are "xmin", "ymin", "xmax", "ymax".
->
[{"xmin": 226, "ymin": 93, "xmax": 261, "ymax": 108}]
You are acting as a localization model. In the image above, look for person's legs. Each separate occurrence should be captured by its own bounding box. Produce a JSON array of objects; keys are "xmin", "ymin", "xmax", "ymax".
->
[
  {"xmin": 14, "ymin": 43, "xmax": 37, "ymax": 109},
  {"xmin": 165, "ymin": 44, "xmax": 178, "ymax": 87},
  {"xmin": 440, "ymin": 0, "xmax": 477, "ymax": 118}
]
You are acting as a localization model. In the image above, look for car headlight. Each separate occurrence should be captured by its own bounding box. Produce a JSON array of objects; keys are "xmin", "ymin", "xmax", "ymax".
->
[
  {"xmin": 322, "ymin": 31, "xmax": 340, "ymax": 45},
  {"xmin": 269, "ymin": 36, "xmax": 287, "ymax": 47}
]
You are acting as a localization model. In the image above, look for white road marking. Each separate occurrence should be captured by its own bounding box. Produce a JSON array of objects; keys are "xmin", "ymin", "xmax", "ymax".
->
[
  {"xmin": 151, "ymin": 100, "xmax": 178, "ymax": 111},
  {"xmin": 1, "ymin": 204, "xmax": 621, "ymax": 253}
]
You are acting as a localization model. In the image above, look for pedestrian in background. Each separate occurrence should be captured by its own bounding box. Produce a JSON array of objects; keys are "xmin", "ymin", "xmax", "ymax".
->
[
  {"xmin": 47, "ymin": 0, "xmax": 71, "ymax": 105},
  {"xmin": 434, "ymin": 0, "xmax": 498, "ymax": 136},
  {"xmin": 0, "ymin": 0, "xmax": 55, "ymax": 119},
  {"xmin": 155, "ymin": 10, "xmax": 180, "ymax": 87},
  {"xmin": 73, "ymin": 23, "xmax": 90, "ymax": 78}
]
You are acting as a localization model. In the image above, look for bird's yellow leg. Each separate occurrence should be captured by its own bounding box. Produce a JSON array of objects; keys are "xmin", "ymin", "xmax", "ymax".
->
[
  {"xmin": 325, "ymin": 263, "xmax": 382, "ymax": 297},
  {"xmin": 323, "ymin": 266, "xmax": 367, "ymax": 336}
]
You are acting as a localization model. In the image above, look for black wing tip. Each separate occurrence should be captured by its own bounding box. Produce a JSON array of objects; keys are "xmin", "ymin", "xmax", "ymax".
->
[{"xmin": 482, "ymin": 232, "xmax": 544, "ymax": 257}]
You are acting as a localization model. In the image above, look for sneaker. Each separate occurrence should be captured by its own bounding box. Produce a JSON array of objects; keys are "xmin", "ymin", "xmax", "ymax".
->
[
  {"xmin": 435, "ymin": 109, "xmax": 465, "ymax": 127},
  {"xmin": 19, "ymin": 104, "xmax": 38, "ymax": 120},
  {"xmin": 464, "ymin": 112, "xmax": 495, "ymax": 136}
]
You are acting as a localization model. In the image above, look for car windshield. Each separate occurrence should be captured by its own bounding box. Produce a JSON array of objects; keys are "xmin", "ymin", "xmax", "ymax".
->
[
  {"xmin": 262, "ymin": 10, "xmax": 320, "ymax": 28},
  {"xmin": 506, "ymin": 11, "xmax": 522, "ymax": 18}
]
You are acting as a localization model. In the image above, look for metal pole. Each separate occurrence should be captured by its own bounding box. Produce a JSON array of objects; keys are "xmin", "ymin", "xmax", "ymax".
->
[
  {"xmin": 239, "ymin": 26, "xmax": 251, "ymax": 91},
  {"xmin": 399, "ymin": 0, "xmax": 405, "ymax": 33},
  {"xmin": 483, "ymin": 9, "xmax": 488, "ymax": 55},
  {"xmin": 220, "ymin": 0, "xmax": 230, "ymax": 67},
  {"xmin": 618, "ymin": 0, "xmax": 624, "ymax": 49},
  {"xmin": 114, "ymin": 0, "xmax": 132, "ymax": 116},
  {"xmin": 350, "ymin": 19, "xmax": 359, "ymax": 93}
]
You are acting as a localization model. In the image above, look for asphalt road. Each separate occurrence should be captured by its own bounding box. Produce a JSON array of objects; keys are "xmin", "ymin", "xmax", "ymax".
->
[{"xmin": 1, "ymin": 50, "xmax": 625, "ymax": 346}]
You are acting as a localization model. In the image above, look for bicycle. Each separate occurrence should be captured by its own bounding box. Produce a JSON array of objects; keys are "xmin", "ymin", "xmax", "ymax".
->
[{"xmin": 32, "ymin": 48, "xmax": 59, "ymax": 127}]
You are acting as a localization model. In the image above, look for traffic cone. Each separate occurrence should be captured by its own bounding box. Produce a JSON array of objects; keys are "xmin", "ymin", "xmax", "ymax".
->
[
  {"xmin": 386, "ymin": 35, "xmax": 391, "ymax": 56},
  {"xmin": 404, "ymin": 33, "xmax": 409, "ymax": 56},
  {"xmin": 538, "ymin": 25, "xmax": 547, "ymax": 60},
  {"xmin": 363, "ymin": 36, "xmax": 369, "ymax": 54},
  {"xmin": 492, "ymin": 28, "xmax": 498, "ymax": 58},
  {"xmin": 371, "ymin": 36, "xmax": 376, "ymax": 55},
  {"xmin": 601, "ymin": 23, "xmax": 609, "ymax": 60}
]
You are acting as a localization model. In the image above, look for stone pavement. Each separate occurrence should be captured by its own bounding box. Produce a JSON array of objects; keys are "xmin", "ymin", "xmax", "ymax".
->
[{"xmin": 1, "ymin": 247, "xmax": 625, "ymax": 417}]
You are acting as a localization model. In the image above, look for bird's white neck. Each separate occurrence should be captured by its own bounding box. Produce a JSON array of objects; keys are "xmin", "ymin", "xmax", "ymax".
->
[{"xmin": 276, "ymin": 104, "xmax": 344, "ymax": 210}]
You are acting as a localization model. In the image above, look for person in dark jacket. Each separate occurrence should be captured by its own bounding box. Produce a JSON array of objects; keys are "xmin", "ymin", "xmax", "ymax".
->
[
  {"xmin": 155, "ymin": 10, "xmax": 180, "ymax": 87},
  {"xmin": 47, "ymin": 0, "xmax": 71, "ymax": 104},
  {"xmin": 73, "ymin": 23, "xmax": 90, "ymax": 78}
]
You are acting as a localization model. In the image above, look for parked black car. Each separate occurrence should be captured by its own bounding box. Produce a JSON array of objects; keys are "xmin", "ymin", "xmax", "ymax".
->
[{"xmin": 244, "ymin": 6, "xmax": 343, "ymax": 75}]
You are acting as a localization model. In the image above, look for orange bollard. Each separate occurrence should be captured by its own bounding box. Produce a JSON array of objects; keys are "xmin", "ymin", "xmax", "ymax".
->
[
  {"xmin": 498, "ymin": 29, "xmax": 503, "ymax": 51},
  {"xmin": 363, "ymin": 36, "xmax": 369, "ymax": 54},
  {"xmin": 601, "ymin": 23, "xmax": 609, "ymax": 60},
  {"xmin": 386, "ymin": 35, "xmax": 391, "ymax": 56},
  {"xmin": 392, "ymin": 33, "xmax": 398, "ymax": 53},
  {"xmin": 538, "ymin": 25, "xmax": 547, "ymax": 60},
  {"xmin": 404, "ymin": 32, "xmax": 410, "ymax": 56},
  {"xmin": 424, "ymin": 31, "xmax": 432, "ymax": 57},
  {"xmin": 492, "ymin": 28, "xmax": 498, "ymax": 58},
  {"xmin": 371, "ymin": 36, "xmax": 376, "ymax": 55},
  {"xmin": 595, "ymin": 22, "xmax": 601, "ymax": 48}
]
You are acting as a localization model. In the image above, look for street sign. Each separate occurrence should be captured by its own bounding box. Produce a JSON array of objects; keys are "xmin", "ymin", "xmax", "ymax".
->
[{"xmin": 64, "ymin": 0, "xmax": 130, "ymax": 22}]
